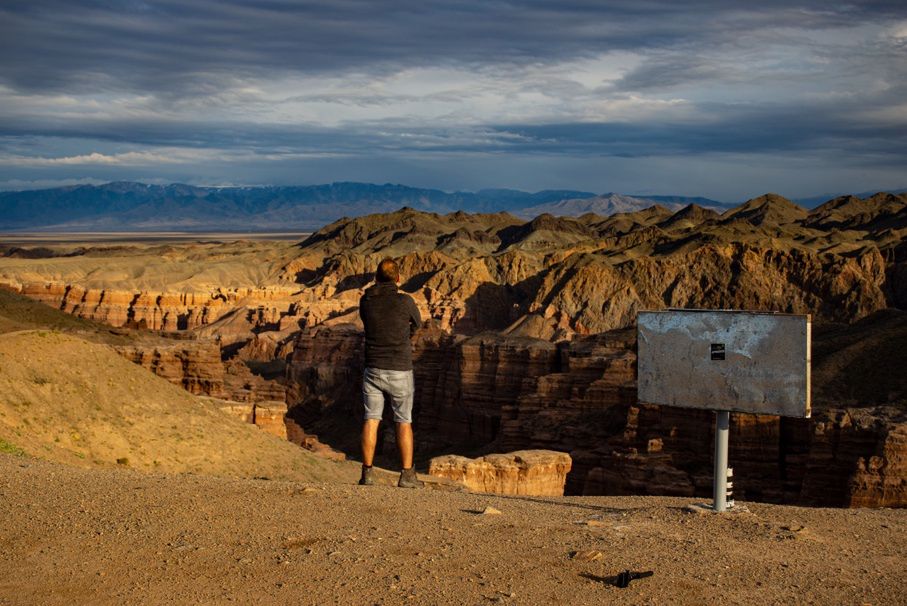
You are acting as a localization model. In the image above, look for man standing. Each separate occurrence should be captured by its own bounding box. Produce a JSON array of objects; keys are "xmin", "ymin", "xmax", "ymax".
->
[{"xmin": 357, "ymin": 257, "xmax": 423, "ymax": 488}]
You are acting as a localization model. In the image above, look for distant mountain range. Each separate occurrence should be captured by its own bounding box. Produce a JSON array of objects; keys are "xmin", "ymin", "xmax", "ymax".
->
[
  {"xmin": 515, "ymin": 193, "xmax": 726, "ymax": 218},
  {"xmin": 0, "ymin": 182, "xmax": 727, "ymax": 232},
  {"xmin": 0, "ymin": 181, "xmax": 901, "ymax": 232}
]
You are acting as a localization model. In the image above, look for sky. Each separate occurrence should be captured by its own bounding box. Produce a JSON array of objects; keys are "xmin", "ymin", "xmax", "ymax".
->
[{"xmin": 0, "ymin": 1, "xmax": 906, "ymax": 202}]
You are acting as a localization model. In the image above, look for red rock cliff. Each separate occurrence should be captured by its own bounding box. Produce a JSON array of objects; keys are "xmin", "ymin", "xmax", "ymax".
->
[{"xmin": 284, "ymin": 321, "xmax": 907, "ymax": 508}]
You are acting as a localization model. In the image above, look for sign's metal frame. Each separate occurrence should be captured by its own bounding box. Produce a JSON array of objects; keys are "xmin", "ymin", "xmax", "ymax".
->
[{"xmin": 636, "ymin": 309, "xmax": 812, "ymax": 512}]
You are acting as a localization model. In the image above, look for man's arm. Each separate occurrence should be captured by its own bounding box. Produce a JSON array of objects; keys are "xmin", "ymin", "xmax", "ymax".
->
[{"xmin": 408, "ymin": 297, "xmax": 421, "ymax": 336}]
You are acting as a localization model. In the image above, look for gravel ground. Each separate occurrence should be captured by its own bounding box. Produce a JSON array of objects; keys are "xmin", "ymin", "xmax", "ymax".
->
[{"xmin": 1, "ymin": 454, "xmax": 905, "ymax": 606}]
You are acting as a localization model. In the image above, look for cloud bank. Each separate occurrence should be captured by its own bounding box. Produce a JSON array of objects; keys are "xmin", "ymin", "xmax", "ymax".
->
[{"xmin": 1, "ymin": 1, "xmax": 905, "ymax": 200}]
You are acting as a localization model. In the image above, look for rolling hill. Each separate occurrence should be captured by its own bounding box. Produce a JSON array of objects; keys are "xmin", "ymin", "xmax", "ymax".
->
[{"xmin": 0, "ymin": 288, "xmax": 355, "ymax": 482}]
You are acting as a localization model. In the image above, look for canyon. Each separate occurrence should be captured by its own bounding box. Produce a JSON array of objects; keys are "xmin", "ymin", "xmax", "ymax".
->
[
  {"xmin": 285, "ymin": 315, "xmax": 906, "ymax": 507},
  {"xmin": 1, "ymin": 191, "xmax": 905, "ymax": 506}
]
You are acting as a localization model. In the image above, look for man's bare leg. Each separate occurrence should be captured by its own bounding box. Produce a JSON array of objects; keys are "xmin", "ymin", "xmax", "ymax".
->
[
  {"xmin": 396, "ymin": 422, "xmax": 414, "ymax": 469},
  {"xmin": 361, "ymin": 419, "xmax": 380, "ymax": 467},
  {"xmin": 396, "ymin": 422, "xmax": 423, "ymax": 488}
]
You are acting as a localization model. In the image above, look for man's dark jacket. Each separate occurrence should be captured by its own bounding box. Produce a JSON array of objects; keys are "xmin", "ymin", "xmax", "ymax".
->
[{"xmin": 359, "ymin": 281, "xmax": 421, "ymax": 371}]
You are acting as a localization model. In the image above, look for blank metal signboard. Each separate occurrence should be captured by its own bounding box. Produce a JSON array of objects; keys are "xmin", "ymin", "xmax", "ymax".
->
[{"xmin": 637, "ymin": 310, "xmax": 811, "ymax": 418}]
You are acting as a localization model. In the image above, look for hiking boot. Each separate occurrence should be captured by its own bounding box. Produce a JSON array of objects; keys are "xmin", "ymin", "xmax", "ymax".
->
[
  {"xmin": 398, "ymin": 467, "xmax": 424, "ymax": 488},
  {"xmin": 358, "ymin": 465, "xmax": 375, "ymax": 486}
]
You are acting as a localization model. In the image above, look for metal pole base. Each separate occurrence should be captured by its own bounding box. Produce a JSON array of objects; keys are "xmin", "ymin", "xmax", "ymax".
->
[{"xmin": 713, "ymin": 410, "xmax": 730, "ymax": 512}]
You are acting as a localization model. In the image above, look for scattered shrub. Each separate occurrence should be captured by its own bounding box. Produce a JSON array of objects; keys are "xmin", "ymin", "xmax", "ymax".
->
[{"xmin": 0, "ymin": 438, "xmax": 25, "ymax": 456}]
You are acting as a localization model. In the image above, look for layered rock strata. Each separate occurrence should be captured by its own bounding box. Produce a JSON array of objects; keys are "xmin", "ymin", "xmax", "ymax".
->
[
  {"xmin": 115, "ymin": 341, "xmax": 228, "ymax": 398},
  {"xmin": 285, "ymin": 325, "xmax": 558, "ymax": 456},
  {"xmin": 216, "ymin": 401, "xmax": 289, "ymax": 440},
  {"xmin": 251, "ymin": 401, "xmax": 290, "ymax": 440},
  {"xmin": 115, "ymin": 340, "xmax": 287, "ymax": 404},
  {"xmin": 284, "ymin": 321, "xmax": 907, "ymax": 508},
  {"xmin": 3, "ymin": 281, "xmax": 299, "ymax": 343},
  {"xmin": 428, "ymin": 450, "xmax": 572, "ymax": 496}
]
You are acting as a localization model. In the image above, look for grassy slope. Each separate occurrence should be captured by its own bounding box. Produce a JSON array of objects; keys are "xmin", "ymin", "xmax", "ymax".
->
[
  {"xmin": 0, "ymin": 289, "xmax": 356, "ymax": 483},
  {"xmin": 0, "ymin": 330, "xmax": 355, "ymax": 482}
]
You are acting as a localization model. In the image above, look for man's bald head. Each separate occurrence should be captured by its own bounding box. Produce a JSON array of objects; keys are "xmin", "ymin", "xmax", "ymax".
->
[{"xmin": 376, "ymin": 257, "xmax": 399, "ymax": 283}]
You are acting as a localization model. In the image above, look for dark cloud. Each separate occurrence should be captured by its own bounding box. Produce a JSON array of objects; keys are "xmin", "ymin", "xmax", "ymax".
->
[
  {"xmin": 614, "ymin": 56, "xmax": 731, "ymax": 91},
  {"xmin": 1, "ymin": 1, "xmax": 904, "ymax": 94},
  {"xmin": 4, "ymin": 93, "xmax": 905, "ymax": 162},
  {"xmin": 1, "ymin": 1, "xmax": 906, "ymax": 197},
  {"xmin": 495, "ymin": 101, "xmax": 907, "ymax": 160}
]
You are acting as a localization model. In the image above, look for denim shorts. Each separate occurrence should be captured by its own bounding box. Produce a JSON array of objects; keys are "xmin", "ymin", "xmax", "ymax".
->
[{"xmin": 362, "ymin": 367, "xmax": 414, "ymax": 424}]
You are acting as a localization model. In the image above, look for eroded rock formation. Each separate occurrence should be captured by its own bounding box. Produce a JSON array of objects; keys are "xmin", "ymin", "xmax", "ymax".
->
[
  {"xmin": 115, "ymin": 340, "xmax": 287, "ymax": 404},
  {"xmin": 115, "ymin": 341, "xmax": 228, "ymax": 398},
  {"xmin": 2, "ymin": 281, "xmax": 300, "ymax": 346},
  {"xmin": 428, "ymin": 450, "xmax": 572, "ymax": 496},
  {"xmin": 4, "ymin": 192, "xmax": 906, "ymax": 343},
  {"xmin": 216, "ymin": 400, "xmax": 289, "ymax": 440},
  {"xmin": 284, "ymin": 311, "xmax": 907, "ymax": 507}
]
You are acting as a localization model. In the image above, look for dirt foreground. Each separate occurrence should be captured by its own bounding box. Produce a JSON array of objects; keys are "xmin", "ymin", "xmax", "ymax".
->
[{"xmin": 1, "ymin": 455, "xmax": 904, "ymax": 606}]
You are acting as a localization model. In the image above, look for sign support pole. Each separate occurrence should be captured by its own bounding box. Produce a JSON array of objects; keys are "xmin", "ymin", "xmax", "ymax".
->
[{"xmin": 713, "ymin": 410, "xmax": 730, "ymax": 512}]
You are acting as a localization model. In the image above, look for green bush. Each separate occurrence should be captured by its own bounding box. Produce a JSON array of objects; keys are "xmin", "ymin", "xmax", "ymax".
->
[{"xmin": 0, "ymin": 438, "xmax": 26, "ymax": 456}]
